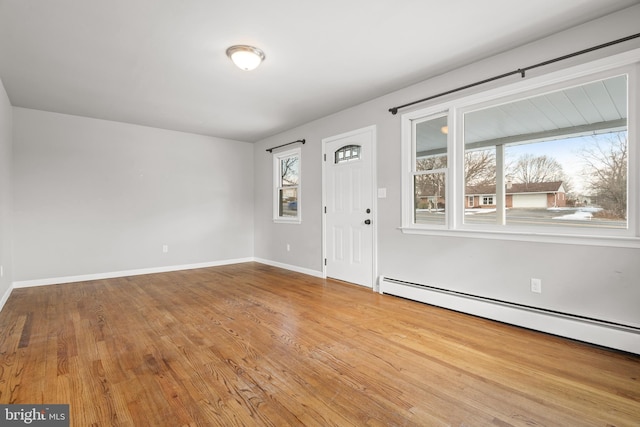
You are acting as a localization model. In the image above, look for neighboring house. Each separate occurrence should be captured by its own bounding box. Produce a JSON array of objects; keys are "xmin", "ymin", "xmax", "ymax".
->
[{"xmin": 466, "ymin": 181, "xmax": 566, "ymax": 209}]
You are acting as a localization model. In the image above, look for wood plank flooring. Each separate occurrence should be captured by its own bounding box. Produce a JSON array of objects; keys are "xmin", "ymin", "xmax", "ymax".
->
[{"xmin": 0, "ymin": 262, "xmax": 638, "ymax": 426}]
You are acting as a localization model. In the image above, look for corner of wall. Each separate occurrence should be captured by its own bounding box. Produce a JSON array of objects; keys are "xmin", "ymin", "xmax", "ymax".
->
[
  {"xmin": 0, "ymin": 75, "xmax": 14, "ymax": 311},
  {"xmin": 0, "ymin": 285, "xmax": 12, "ymax": 313}
]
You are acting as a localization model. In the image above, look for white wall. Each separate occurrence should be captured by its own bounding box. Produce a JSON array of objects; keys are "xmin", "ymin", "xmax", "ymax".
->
[
  {"xmin": 253, "ymin": 7, "xmax": 640, "ymax": 339},
  {"xmin": 0, "ymin": 77, "xmax": 12, "ymax": 307},
  {"xmin": 13, "ymin": 108, "xmax": 254, "ymax": 282}
]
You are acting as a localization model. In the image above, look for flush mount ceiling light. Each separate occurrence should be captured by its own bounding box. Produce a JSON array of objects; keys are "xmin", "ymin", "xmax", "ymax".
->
[{"xmin": 226, "ymin": 45, "xmax": 265, "ymax": 71}]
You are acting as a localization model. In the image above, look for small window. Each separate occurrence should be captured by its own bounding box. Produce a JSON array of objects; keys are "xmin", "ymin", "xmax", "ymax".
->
[
  {"xmin": 482, "ymin": 196, "xmax": 494, "ymax": 206},
  {"xmin": 273, "ymin": 147, "xmax": 301, "ymax": 223},
  {"xmin": 411, "ymin": 113, "xmax": 448, "ymax": 226},
  {"xmin": 335, "ymin": 145, "xmax": 361, "ymax": 163}
]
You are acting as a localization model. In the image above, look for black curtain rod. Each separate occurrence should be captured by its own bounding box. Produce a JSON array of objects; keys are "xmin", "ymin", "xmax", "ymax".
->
[
  {"xmin": 389, "ymin": 32, "xmax": 640, "ymax": 115},
  {"xmin": 266, "ymin": 139, "xmax": 306, "ymax": 153}
]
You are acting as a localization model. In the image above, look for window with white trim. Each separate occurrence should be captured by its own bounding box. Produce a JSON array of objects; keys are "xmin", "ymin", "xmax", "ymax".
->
[
  {"xmin": 401, "ymin": 56, "xmax": 639, "ymax": 246},
  {"xmin": 273, "ymin": 147, "xmax": 301, "ymax": 223},
  {"xmin": 482, "ymin": 196, "xmax": 494, "ymax": 206},
  {"xmin": 410, "ymin": 113, "xmax": 449, "ymax": 226}
]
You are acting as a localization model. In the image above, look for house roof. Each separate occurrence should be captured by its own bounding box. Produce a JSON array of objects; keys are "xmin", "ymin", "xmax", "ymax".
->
[{"xmin": 466, "ymin": 181, "xmax": 564, "ymax": 195}]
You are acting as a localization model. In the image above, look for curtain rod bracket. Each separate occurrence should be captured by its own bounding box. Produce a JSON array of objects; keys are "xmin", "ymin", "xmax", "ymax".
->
[{"xmin": 266, "ymin": 139, "xmax": 306, "ymax": 153}]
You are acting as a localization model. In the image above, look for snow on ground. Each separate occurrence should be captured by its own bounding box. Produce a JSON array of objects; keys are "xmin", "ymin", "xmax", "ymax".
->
[
  {"xmin": 426, "ymin": 206, "xmax": 603, "ymax": 220},
  {"xmin": 465, "ymin": 208, "xmax": 496, "ymax": 215},
  {"xmin": 416, "ymin": 209, "xmax": 445, "ymax": 214},
  {"xmin": 553, "ymin": 211, "xmax": 592, "ymax": 220},
  {"xmin": 550, "ymin": 207, "xmax": 601, "ymax": 221}
]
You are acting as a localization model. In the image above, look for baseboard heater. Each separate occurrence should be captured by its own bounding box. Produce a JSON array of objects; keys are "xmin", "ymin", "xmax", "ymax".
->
[{"xmin": 378, "ymin": 276, "xmax": 640, "ymax": 355}]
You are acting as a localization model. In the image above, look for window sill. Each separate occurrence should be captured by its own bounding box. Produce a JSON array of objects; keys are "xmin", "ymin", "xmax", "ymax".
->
[
  {"xmin": 273, "ymin": 218, "xmax": 301, "ymax": 225},
  {"xmin": 399, "ymin": 226, "xmax": 640, "ymax": 248}
]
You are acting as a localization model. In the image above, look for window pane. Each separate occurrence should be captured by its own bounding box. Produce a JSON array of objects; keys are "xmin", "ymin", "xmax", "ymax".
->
[
  {"xmin": 464, "ymin": 148, "xmax": 496, "ymax": 224},
  {"xmin": 335, "ymin": 145, "xmax": 361, "ymax": 163},
  {"xmin": 278, "ymin": 187, "xmax": 298, "ymax": 217},
  {"xmin": 414, "ymin": 173, "xmax": 446, "ymax": 225},
  {"xmin": 464, "ymin": 74, "xmax": 627, "ymax": 230},
  {"xmin": 281, "ymin": 156, "xmax": 299, "ymax": 186},
  {"xmin": 502, "ymin": 133, "xmax": 627, "ymax": 228},
  {"xmin": 415, "ymin": 115, "xmax": 448, "ymax": 171},
  {"xmin": 273, "ymin": 147, "xmax": 301, "ymax": 222}
]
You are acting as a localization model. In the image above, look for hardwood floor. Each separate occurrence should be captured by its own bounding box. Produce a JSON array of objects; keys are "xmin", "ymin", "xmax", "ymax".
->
[{"xmin": 0, "ymin": 262, "xmax": 638, "ymax": 426}]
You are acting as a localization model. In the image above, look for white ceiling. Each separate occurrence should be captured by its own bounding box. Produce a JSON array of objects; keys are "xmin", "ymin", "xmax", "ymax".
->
[{"xmin": 0, "ymin": 0, "xmax": 638, "ymax": 142}]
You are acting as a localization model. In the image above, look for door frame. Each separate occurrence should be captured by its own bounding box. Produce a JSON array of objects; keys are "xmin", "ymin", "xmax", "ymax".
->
[{"xmin": 321, "ymin": 125, "xmax": 378, "ymax": 290}]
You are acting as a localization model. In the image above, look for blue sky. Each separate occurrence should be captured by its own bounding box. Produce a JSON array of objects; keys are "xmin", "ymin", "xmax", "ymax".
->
[{"xmin": 504, "ymin": 131, "xmax": 626, "ymax": 194}]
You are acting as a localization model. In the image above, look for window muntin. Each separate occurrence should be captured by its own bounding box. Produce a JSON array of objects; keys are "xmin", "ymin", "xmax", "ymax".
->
[
  {"xmin": 273, "ymin": 148, "xmax": 301, "ymax": 222},
  {"xmin": 335, "ymin": 145, "xmax": 361, "ymax": 163},
  {"xmin": 412, "ymin": 114, "xmax": 448, "ymax": 226},
  {"xmin": 401, "ymin": 60, "xmax": 638, "ymax": 245}
]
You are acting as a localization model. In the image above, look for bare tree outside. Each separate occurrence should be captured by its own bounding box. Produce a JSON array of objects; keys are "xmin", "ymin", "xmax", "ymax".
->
[
  {"xmin": 504, "ymin": 152, "xmax": 573, "ymax": 196},
  {"xmin": 579, "ymin": 133, "xmax": 627, "ymax": 219},
  {"xmin": 416, "ymin": 155, "xmax": 447, "ymax": 172},
  {"xmin": 281, "ymin": 157, "xmax": 299, "ymax": 186},
  {"xmin": 507, "ymin": 153, "xmax": 566, "ymax": 184},
  {"xmin": 415, "ymin": 156, "xmax": 446, "ymax": 211},
  {"xmin": 465, "ymin": 149, "xmax": 495, "ymax": 186}
]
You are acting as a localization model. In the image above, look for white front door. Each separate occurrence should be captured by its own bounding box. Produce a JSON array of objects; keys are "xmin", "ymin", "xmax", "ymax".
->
[{"xmin": 323, "ymin": 126, "xmax": 375, "ymax": 288}]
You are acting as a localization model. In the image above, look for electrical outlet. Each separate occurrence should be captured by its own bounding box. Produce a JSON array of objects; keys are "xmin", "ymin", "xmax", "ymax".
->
[
  {"xmin": 286, "ymin": 244, "xmax": 291, "ymax": 252},
  {"xmin": 162, "ymin": 245, "xmax": 169, "ymax": 253},
  {"xmin": 530, "ymin": 278, "xmax": 542, "ymax": 293}
]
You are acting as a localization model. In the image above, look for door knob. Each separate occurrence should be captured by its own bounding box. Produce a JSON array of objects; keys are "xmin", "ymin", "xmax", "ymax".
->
[{"xmin": 364, "ymin": 219, "xmax": 371, "ymax": 225}]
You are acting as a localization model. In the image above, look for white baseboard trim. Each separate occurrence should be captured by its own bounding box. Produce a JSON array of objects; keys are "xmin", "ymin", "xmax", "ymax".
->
[
  {"xmin": 0, "ymin": 285, "xmax": 12, "ymax": 313},
  {"xmin": 380, "ymin": 277, "xmax": 640, "ymax": 355},
  {"xmin": 254, "ymin": 258, "xmax": 324, "ymax": 279},
  {"xmin": 4, "ymin": 258, "xmax": 322, "ymax": 316},
  {"xmin": 12, "ymin": 258, "xmax": 255, "ymax": 288}
]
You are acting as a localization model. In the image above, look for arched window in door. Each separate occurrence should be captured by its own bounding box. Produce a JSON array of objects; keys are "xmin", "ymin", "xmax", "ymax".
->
[{"xmin": 334, "ymin": 145, "xmax": 361, "ymax": 164}]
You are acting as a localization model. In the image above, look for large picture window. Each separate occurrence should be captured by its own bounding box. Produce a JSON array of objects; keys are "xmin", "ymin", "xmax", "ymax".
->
[
  {"xmin": 273, "ymin": 147, "xmax": 301, "ymax": 223},
  {"xmin": 401, "ymin": 57, "xmax": 638, "ymax": 246},
  {"xmin": 463, "ymin": 74, "xmax": 628, "ymax": 231}
]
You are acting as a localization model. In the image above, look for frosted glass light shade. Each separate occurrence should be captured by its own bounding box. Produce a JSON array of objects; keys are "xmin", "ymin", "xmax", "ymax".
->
[{"xmin": 226, "ymin": 45, "xmax": 265, "ymax": 71}]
